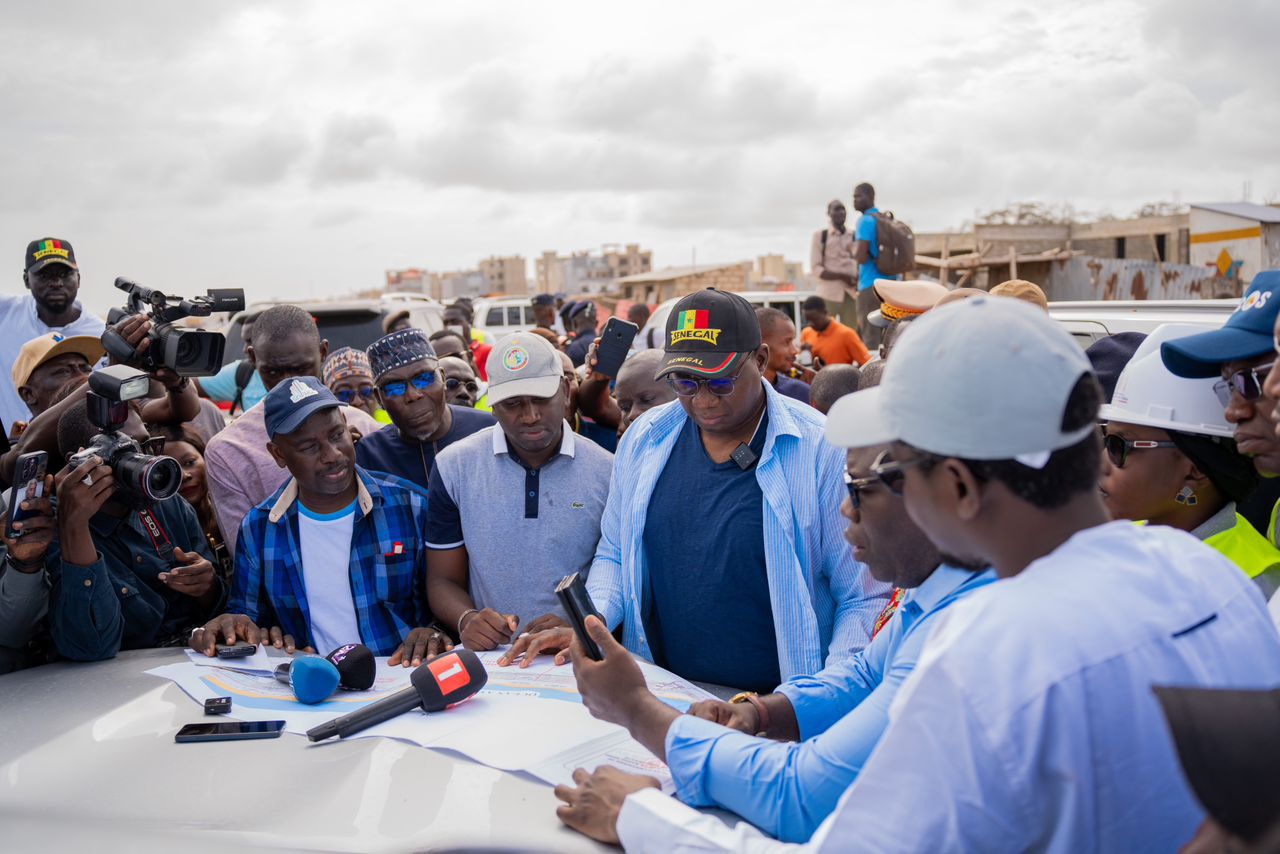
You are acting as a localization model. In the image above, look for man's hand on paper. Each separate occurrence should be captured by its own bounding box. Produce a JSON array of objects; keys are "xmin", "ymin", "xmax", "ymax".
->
[
  {"xmin": 569, "ymin": 615, "xmax": 680, "ymax": 760},
  {"xmin": 687, "ymin": 698, "xmax": 758, "ymax": 733},
  {"xmin": 460, "ymin": 607, "xmax": 519, "ymax": 650},
  {"xmin": 498, "ymin": 624, "xmax": 573, "ymax": 668},
  {"xmin": 389, "ymin": 626, "xmax": 453, "ymax": 667},
  {"xmin": 554, "ymin": 766, "xmax": 661, "ymax": 845}
]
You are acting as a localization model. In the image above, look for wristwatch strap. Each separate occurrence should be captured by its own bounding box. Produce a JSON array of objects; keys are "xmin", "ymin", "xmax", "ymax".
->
[{"xmin": 730, "ymin": 691, "xmax": 770, "ymax": 736}]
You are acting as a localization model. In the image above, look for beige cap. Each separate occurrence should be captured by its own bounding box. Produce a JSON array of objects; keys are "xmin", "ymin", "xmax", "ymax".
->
[
  {"xmin": 990, "ymin": 279, "xmax": 1049, "ymax": 311},
  {"xmin": 870, "ymin": 279, "xmax": 949, "ymax": 326},
  {"xmin": 11, "ymin": 333, "xmax": 104, "ymax": 389}
]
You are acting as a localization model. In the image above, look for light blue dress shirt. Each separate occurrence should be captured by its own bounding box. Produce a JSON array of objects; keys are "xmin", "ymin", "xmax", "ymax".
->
[
  {"xmin": 587, "ymin": 380, "xmax": 891, "ymax": 681},
  {"xmin": 615, "ymin": 522, "xmax": 1280, "ymax": 852},
  {"xmin": 663, "ymin": 565, "xmax": 996, "ymax": 842}
]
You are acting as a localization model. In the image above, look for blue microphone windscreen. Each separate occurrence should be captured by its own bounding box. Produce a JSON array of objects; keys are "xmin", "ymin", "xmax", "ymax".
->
[{"xmin": 291, "ymin": 657, "xmax": 341, "ymax": 704}]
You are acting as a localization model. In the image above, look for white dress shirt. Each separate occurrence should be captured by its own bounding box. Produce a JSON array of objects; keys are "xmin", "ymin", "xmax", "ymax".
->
[{"xmin": 616, "ymin": 521, "xmax": 1280, "ymax": 852}]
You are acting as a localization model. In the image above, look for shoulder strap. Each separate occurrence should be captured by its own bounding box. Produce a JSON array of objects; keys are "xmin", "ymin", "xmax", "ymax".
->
[{"xmin": 231, "ymin": 360, "xmax": 254, "ymax": 415}]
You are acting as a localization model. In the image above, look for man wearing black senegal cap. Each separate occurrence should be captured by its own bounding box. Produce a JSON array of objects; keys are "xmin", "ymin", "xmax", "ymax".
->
[
  {"xmin": 505, "ymin": 288, "xmax": 889, "ymax": 692},
  {"xmin": 355, "ymin": 329, "xmax": 494, "ymax": 491}
]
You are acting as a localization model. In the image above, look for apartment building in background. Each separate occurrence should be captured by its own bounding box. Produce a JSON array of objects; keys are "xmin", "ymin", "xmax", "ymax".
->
[
  {"xmin": 478, "ymin": 255, "xmax": 529, "ymax": 296},
  {"xmin": 536, "ymin": 243, "xmax": 652, "ymax": 295}
]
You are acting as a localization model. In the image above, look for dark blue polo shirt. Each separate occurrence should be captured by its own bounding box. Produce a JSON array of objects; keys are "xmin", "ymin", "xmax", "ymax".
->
[
  {"xmin": 773, "ymin": 374, "xmax": 811, "ymax": 405},
  {"xmin": 641, "ymin": 411, "xmax": 781, "ymax": 692},
  {"xmin": 355, "ymin": 405, "xmax": 495, "ymax": 490}
]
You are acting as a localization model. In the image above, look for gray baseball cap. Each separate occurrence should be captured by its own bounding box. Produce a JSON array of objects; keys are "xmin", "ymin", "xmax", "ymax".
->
[
  {"xmin": 485, "ymin": 332, "xmax": 564, "ymax": 405},
  {"xmin": 826, "ymin": 296, "xmax": 1095, "ymax": 467}
]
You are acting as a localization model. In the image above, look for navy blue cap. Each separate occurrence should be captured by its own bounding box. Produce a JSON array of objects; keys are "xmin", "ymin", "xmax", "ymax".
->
[
  {"xmin": 1086, "ymin": 332, "xmax": 1147, "ymax": 403},
  {"xmin": 265, "ymin": 376, "xmax": 341, "ymax": 439},
  {"xmin": 531, "ymin": 293, "xmax": 556, "ymax": 306},
  {"xmin": 1162, "ymin": 271, "xmax": 1280, "ymax": 378}
]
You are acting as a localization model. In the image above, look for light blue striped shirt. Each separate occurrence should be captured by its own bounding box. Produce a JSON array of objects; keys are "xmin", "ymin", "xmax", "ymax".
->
[
  {"xmin": 586, "ymin": 380, "xmax": 891, "ymax": 683},
  {"xmin": 661, "ymin": 565, "xmax": 996, "ymax": 842}
]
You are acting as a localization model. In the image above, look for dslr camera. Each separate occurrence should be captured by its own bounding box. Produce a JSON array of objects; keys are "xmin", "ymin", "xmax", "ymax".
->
[
  {"xmin": 103, "ymin": 277, "xmax": 245, "ymax": 377},
  {"xmin": 66, "ymin": 365, "xmax": 182, "ymax": 502}
]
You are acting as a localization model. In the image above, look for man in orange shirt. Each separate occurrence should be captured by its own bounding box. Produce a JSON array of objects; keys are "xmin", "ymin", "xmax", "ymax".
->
[{"xmin": 800, "ymin": 295, "xmax": 871, "ymax": 366}]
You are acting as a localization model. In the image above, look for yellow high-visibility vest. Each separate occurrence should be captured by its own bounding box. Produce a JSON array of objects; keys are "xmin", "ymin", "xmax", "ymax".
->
[{"xmin": 1205, "ymin": 512, "xmax": 1280, "ymax": 581}]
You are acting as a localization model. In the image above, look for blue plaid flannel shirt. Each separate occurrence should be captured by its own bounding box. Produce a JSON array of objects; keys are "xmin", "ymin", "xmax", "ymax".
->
[{"xmin": 230, "ymin": 466, "xmax": 430, "ymax": 655}]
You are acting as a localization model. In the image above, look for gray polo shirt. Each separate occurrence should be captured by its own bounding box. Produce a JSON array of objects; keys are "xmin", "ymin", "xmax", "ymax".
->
[{"xmin": 425, "ymin": 422, "xmax": 612, "ymax": 623}]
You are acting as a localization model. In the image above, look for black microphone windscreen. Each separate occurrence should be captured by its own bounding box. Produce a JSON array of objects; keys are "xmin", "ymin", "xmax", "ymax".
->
[
  {"xmin": 411, "ymin": 649, "xmax": 487, "ymax": 713},
  {"xmin": 326, "ymin": 643, "xmax": 376, "ymax": 691}
]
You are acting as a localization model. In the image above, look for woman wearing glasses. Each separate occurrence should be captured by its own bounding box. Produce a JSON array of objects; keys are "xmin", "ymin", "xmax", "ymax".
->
[
  {"xmin": 1098, "ymin": 325, "xmax": 1280, "ymax": 598},
  {"xmin": 322, "ymin": 347, "xmax": 391, "ymax": 425}
]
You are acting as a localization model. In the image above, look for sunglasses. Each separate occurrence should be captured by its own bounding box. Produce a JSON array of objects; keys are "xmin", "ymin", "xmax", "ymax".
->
[
  {"xmin": 445, "ymin": 378, "xmax": 479, "ymax": 394},
  {"xmin": 334, "ymin": 385, "xmax": 375, "ymax": 404},
  {"xmin": 380, "ymin": 370, "xmax": 439, "ymax": 399},
  {"xmin": 842, "ymin": 449, "xmax": 928, "ymax": 507},
  {"xmin": 1213, "ymin": 362, "xmax": 1276, "ymax": 407},
  {"xmin": 666, "ymin": 365, "xmax": 747, "ymax": 398},
  {"xmin": 1102, "ymin": 432, "xmax": 1177, "ymax": 468}
]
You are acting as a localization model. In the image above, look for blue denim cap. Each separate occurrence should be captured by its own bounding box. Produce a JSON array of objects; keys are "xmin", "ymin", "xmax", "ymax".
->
[
  {"xmin": 264, "ymin": 375, "xmax": 341, "ymax": 438},
  {"xmin": 1161, "ymin": 271, "xmax": 1280, "ymax": 379},
  {"xmin": 825, "ymin": 296, "xmax": 1094, "ymax": 467}
]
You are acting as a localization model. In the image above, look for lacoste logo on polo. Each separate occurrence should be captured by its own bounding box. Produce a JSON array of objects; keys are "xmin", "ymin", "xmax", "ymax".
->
[
  {"xmin": 32, "ymin": 239, "xmax": 69, "ymax": 260},
  {"xmin": 503, "ymin": 346, "xmax": 529, "ymax": 372},
  {"xmin": 571, "ymin": 501, "xmax": 585, "ymax": 509},
  {"xmin": 669, "ymin": 309, "xmax": 721, "ymax": 346},
  {"xmin": 289, "ymin": 379, "xmax": 319, "ymax": 403}
]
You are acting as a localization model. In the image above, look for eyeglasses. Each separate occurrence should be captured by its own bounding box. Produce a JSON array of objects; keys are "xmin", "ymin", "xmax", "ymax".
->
[
  {"xmin": 666, "ymin": 365, "xmax": 747, "ymax": 398},
  {"xmin": 334, "ymin": 385, "xmax": 375, "ymax": 404},
  {"xmin": 445, "ymin": 378, "xmax": 479, "ymax": 394},
  {"xmin": 1213, "ymin": 363, "xmax": 1276, "ymax": 407},
  {"xmin": 379, "ymin": 370, "xmax": 439, "ymax": 399},
  {"xmin": 1102, "ymin": 432, "xmax": 1177, "ymax": 468},
  {"xmin": 868, "ymin": 450, "xmax": 929, "ymax": 496},
  {"xmin": 843, "ymin": 471, "xmax": 884, "ymax": 509}
]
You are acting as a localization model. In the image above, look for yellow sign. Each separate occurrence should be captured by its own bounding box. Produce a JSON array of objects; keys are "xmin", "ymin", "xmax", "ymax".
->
[{"xmin": 1216, "ymin": 249, "xmax": 1234, "ymax": 277}]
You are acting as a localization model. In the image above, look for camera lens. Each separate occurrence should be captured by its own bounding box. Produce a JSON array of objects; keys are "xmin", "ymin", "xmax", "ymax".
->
[{"xmin": 115, "ymin": 452, "xmax": 182, "ymax": 501}]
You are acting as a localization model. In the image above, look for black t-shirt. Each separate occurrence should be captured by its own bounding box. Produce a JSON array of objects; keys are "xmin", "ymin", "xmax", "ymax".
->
[{"xmin": 355, "ymin": 405, "xmax": 495, "ymax": 490}]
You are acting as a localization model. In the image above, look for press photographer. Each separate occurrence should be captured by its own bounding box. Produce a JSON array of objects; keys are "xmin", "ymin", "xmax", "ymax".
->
[
  {"xmin": 35, "ymin": 365, "xmax": 223, "ymax": 661},
  {"xmin": 0, "ymin": 300, "xmax": 212, "ymax": 486}
]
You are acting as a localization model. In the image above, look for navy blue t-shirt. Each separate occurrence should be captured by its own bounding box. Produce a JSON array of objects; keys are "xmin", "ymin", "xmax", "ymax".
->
[
  {"xmin": 641, "ymin": 411, "xmax": 780, "ymax": 692},
  {"xmin": 355, "ymin": 405, "xmax": 495, "ymax": 490}
]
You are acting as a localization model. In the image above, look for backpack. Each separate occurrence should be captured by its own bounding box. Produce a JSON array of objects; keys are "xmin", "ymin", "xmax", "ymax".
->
[
  {"xmin": 871, "ymin": 211, "xmax": 916, "ymax": 276},
  {"xmin": 230, "ymin": 359, "xmax": 255, "ymax": 415}
]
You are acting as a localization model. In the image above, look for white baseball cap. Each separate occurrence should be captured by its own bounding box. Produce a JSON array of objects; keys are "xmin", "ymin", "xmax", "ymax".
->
[
  {"xmin": 485, "ymin": 332, "xmax": 564, "ymax": 405},
  {"xmin": 826, "ymin": 296, "xmax": 1095, "ymax": 466}
]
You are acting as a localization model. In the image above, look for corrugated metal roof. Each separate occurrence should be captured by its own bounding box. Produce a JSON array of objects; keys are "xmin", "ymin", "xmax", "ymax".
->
[{"xmin": 1190, "ymin": 202, "xmax": 1280, "ymax": 224}]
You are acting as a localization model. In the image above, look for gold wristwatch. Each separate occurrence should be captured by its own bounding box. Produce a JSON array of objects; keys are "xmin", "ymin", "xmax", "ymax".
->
[{"xmin": 729, "ymin": 691, "xmax": 770, "ymax": 736}]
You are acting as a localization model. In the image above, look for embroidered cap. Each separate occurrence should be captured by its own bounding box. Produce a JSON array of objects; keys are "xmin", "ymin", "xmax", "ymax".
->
[
  {"xmin": 11, "ymin": 332, "xmax": 104, "ymax": 389},
  {"xmin": 25, "ymin": 237, "xmax": 78, "ymax": 274},
  {"xmin": 655, "ymin": 288, "xmax": 761, "ymax": 381},
  {"xmin": 264, "ymin": 375, "xmax": 342, "ymax": 438},
  {"xmin": 485, "ymin": 331, "xmax": 564, "ymax": 405},
  {"xmin": 367, "ymin": 329, "xmax": 437, "ymax": 382},
  {"xmin": 322, "ymin": 347, "xmax": 374, "ymax": 385}
]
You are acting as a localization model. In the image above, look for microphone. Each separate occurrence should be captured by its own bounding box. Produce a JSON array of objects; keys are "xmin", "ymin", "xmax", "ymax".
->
[
  {"xmin": 325, "ymin": 643, "xmax": 375, "ymax": 691},
  {"xmin": 306, "ymin": 649, "xmax": 486, "ymax": 742},
  {"xmin": 274, "ymin": 657, "xmax": 342, "ymax": 705}
]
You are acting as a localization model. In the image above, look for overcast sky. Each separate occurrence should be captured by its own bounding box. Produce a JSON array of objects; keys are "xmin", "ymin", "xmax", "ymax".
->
[{"xmin": 1, "ymin": 0, "xmax": 1275, "ymax": 312}]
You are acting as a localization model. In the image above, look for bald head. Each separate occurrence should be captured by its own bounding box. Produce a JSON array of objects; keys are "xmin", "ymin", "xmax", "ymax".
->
[
  {"xmin": 616, "ymin": 350, "xmax": 675, "ymax": 437},
  {"xmin": 810, "ymin": 363, "xmax": 862, "ymax": 415}
]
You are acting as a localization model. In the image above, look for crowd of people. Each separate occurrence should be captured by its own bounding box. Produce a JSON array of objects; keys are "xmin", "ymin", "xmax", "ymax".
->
[{"xmin": 1, "ymin": 227, "xmax": 1279, "ymax": 852}]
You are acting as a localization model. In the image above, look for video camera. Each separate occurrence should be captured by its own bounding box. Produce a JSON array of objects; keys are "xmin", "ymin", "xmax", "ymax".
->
[
  {"xmin": 66, "ymin": 365, "xmax": 182, "ymax": 503},
  {"xmin": 103, "ymin": 278, "xmax": 245, "ymax": 377}
]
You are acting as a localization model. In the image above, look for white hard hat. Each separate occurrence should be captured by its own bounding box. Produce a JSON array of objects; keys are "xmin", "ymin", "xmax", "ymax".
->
[{"xmin": 1098, "ymin": 324, "xmax": 1232, "ymax": 438}]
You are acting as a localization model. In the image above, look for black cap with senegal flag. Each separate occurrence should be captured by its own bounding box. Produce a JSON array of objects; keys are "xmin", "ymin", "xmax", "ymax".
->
[
  {"xmin": 655, "ymin": 288, "xmax": 761, "ymax": 380},
  {"xmin": 25, "ymin": 238, "xmax": 77, "ymax": 274}
]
